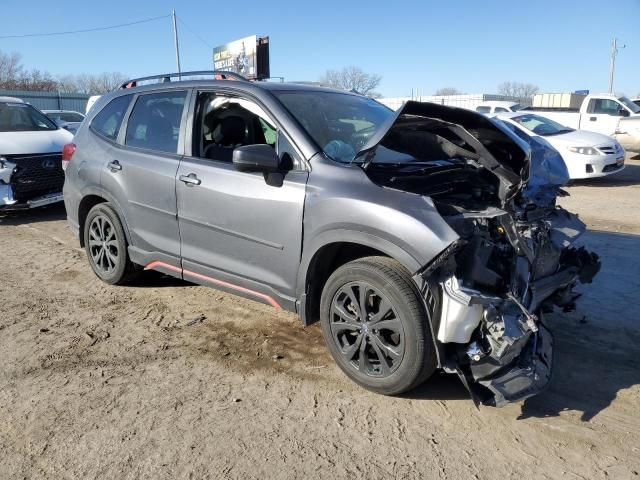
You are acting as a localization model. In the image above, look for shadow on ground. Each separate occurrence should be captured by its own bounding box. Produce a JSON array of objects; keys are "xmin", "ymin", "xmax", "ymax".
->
[
  {"xmin": 0, "ymin": 202, "xmax": 67, "ymax": 225},
  {"xmin": 519, "ymin": 229, "xmax": 640, "ymax": 421}
]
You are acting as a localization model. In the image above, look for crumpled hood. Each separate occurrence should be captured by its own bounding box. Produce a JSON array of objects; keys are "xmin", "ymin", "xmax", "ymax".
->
[
  {"xmin": 358, "ymin": 101, "xmax": 569, "ymax": 207},
  {"xmin": 0, "ymin": 128, "xmax": 73, "ymax": 155}
]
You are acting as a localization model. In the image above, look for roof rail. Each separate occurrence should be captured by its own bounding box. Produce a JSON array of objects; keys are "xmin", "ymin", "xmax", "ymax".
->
[{"xmin": 119, "ymin": 70, "xmax": 249, "ymax": 89}]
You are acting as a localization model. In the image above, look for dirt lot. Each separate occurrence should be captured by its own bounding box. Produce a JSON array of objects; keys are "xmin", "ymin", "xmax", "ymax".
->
[{"xmin": 1, "ymin": 157, "xmax": 640, "ymax": 480}]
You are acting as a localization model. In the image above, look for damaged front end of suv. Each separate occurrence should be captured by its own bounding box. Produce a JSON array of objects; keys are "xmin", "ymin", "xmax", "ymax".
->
[{"xmin": 359, "ymin": 102, "xmax": 600, "ymax": 407}]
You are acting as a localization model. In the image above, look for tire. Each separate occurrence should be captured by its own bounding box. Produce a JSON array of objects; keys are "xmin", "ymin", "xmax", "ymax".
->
[
  {"xmin": 320, "ymin": 256, "xmax": 437, "ymax": 395},
  {"xmin": 83, "ymin": 203, "xmax": 140, "ymax": 285}
]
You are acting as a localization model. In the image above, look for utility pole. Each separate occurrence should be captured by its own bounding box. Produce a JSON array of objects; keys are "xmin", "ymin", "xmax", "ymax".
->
[
  {"xmin": 608, "ymin": 37, "xmax": 625, "ymax": 94},
  {"xmin": 172, "ymin": 10, "xmax": 182, "ymax": 78}
]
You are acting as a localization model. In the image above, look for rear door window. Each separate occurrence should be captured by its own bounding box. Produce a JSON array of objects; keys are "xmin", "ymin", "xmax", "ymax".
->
[
  {"xmin": 125, "ymin": 91, "xmax": 187, "ymax": 154},
  {"xmin": 90, "ymin": 95, "xmax": 132, "ymax": 140}
]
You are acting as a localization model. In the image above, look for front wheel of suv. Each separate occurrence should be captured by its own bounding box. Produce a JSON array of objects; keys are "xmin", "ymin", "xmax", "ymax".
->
[
  {"xmin": 84, "ymin": 203, "xmax": 140, "ymax": 285},
  {"xmin": 320, "ymin": 256, "xmax": 437, "ymax": 395}
]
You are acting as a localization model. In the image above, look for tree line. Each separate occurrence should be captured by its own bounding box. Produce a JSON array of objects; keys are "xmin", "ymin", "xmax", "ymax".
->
[
  {"xmin": 0, "ymin": 50, "xmax": 127, "ymax": 94},
  {"xmin": 433, "ymin": 82, "xmax": 540, "ymax": 98},
  {"xmin": 315, "ymin": 66, "xmax": 542, "ymax": 100}
]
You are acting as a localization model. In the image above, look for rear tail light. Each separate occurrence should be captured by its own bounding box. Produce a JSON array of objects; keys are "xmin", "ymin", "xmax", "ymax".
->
[{"xmin": 62, "ymin": 143, "xmax": 76, "ymax": 171}]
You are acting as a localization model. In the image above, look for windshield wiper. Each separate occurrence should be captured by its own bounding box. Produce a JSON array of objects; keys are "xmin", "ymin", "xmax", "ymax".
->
[{"xmin": 542, "ymin": 129, "xmax": 573, "ymax": 136}]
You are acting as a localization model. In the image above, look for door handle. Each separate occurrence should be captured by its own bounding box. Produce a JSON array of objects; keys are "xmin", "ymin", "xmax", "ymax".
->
[
  {"xmin": 589, "ymin": 117, "xmax": 597, "ymax": 121},
  {"xmin": 108, "ymin": 160, "xmax": 122, "ymax": 171},
  {"xmin": 179, "ymin": 173, "xmax": 201, "ymax": 186}
]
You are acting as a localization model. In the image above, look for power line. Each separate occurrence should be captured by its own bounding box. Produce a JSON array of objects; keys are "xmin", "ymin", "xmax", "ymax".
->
[
  {"xmin": 0, "ymin": 14, "xmax": 170, "ymax": 39},
  {"xmin": 176, "ymin": 16, "xmax": 213, "ymax": 50}
]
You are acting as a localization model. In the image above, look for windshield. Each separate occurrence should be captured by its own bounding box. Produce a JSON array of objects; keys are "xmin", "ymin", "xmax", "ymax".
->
[
  {"xmin": 511, "ymin": 114, "xmax": 574, "ymax": 136},
  {"xmin": 510, "ymin": 103, "xmax": 524, "ymax": 111},
  {"xmin": 618, "ymin": 96, "xmax": 640, "ymax": 114},
  {"xmin": 46, "ymin": 111, "xmax": 85, "ymax": 123},
  {"xmin": 273, "ymin": 91, "xmax": 393, "ymax": 163},
  {"xmin": 0, "ymin": 102, "xmax": 58, "ymax": 132}
]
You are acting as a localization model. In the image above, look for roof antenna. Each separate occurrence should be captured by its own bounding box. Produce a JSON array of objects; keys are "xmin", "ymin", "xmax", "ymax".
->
[{"xmin": 172, "ymin": 10, "xmax": 182, "ymax": 80}]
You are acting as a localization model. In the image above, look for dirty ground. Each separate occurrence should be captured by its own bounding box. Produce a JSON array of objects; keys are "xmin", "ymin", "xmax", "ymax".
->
[{"xmin": 1, "ymin": 156, "xmax": 639, "ymax": 479}]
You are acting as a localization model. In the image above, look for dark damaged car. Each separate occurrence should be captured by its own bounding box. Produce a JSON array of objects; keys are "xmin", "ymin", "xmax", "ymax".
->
[
  {"xmin": 63, "ymin": 74, "xmax": 600, "ymax": 407},
  {"xmin": 1, "ymin": 96, "xmax": 73, "ymax": 209}
]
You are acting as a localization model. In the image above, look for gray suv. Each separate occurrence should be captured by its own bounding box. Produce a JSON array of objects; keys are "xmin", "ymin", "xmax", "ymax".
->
[{"xmin": 63, "ymin": 71, "xmax": 599, "ymax": 407}]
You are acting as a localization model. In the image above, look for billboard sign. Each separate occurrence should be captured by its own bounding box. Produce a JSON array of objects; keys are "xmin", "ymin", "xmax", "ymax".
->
[{"xmin": 213, "ymin": 35, "xmax": 270, "ymax": 79}]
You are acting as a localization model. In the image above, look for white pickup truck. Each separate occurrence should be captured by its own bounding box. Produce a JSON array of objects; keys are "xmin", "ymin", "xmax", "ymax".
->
[{"xmin": 529, "ymin": 93, "xmax": 640, "ymax": 153}]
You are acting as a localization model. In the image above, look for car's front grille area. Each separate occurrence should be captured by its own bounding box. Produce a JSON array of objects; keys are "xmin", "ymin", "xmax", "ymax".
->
[
  {"xmin": 603, "ymin": 163, "xmax": 623, "ymax": 173},
  {"xmin": 4, "ymin": 153, "xmax": 64, "ymax": 202},
  {"xmin": 598, "ymin": 145, "xmax": 616, "ymax": 155}
]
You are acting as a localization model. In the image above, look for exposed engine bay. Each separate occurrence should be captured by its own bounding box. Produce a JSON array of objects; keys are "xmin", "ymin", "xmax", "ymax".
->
[{"xmin": 359, "ymin": 101, "xmax": 601, "ymax": 406}]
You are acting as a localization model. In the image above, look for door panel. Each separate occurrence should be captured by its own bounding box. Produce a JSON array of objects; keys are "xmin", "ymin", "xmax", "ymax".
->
[
  {"xmin": 582, "ymin": 99, "xmax": 622, "ymax": 135},
  {"xmin": 101, "ymin": 147, "xmax": 181, "ymax": 258},
  {"xmin": 100, "ymin": 89, "xmax": 188, "ymax": 260},
  {"xmin": 176, "ymin": 156, "xmax": 307, "ymax": 299}
]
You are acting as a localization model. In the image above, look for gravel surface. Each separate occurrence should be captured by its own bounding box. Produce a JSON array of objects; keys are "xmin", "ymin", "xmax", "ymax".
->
[{"xmin": 1, "ymin": 156, "xmax": 639, "ymax": 479}]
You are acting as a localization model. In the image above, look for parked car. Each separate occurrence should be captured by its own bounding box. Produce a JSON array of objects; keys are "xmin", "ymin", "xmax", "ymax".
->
[
  {"xmin": 528, "ymin": 92, "xmax": 640, "ymax": 152},
  {"xmin": 494, "ymin": 112, "xmax": 625, "ymax": 179},
  {"xmin": 475, "ymin": 101, "xmax": 523, "ymax": 114},
  {"xmin": 1, "ymin": 96, "xmax": 73, "ymax": 209},
  {"xmin": 63, "ymin": 71, "xmax": 600, "ymax": 407},
  {"xmin": 43, "ymin": 109, "xmax": 85, "ymax": 134}
]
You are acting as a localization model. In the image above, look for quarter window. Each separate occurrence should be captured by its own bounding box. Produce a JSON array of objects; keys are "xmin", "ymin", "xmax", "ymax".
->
[
  {"xmin": 125, "ymin": 91, "xmax": 187, "ymax": 154},
  {"xmin": 476, "ymin": 106, "xmax": 491, "ymax": 113},
  {"xmin": 90, "ymin": 95, "xmax": 132, "ymax": 140}
]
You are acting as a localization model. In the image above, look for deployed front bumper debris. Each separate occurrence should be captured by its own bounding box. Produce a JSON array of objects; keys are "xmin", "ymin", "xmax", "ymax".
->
[
  {"xmin": 474, "ymin": 322, "xmax": 553, "ymax": 407},
  {"xmin": 0, "ymin": 157, "xmax": 17, "ymax": 207},
  {"xmin": 0, "ymin": 154, "xmax": 64, "ymax": 210},
  {"xmin": 430, "ymin": 208, "xmax": 599, "ymax": 407}
]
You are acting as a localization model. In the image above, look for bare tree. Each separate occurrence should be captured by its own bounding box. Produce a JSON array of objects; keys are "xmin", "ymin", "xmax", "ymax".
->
[
  {"xmin": 320, "ymin": 66, "xmax": 382, "ymax": 97},
  {"xmin": 434, "ymin": 87, "xmax": 463, "ymax": 96},
  {"xmin": 57, "ymin": 72, "xmax": 128, "ymax": 94},
  {"xmin": 0, "ymin": 51, "xmax": 24, "ymax": 86},
  {"xmin": 497, "ymin": 81, "xmax": 539, "ymax": 99},
  {"xmin": 15, "ymin": 69, "xmax": 59, "ymax": 91},
  {"xmin": 1, "ymin": 50, "xmax": 126, "ymax": 93}
]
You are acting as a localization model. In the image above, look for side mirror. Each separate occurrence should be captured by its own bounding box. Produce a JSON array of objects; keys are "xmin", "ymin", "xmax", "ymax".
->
[
  {"xmin": 619, "ymin": 109, "xmax": 630, "ymax": 117},
  {"xmin": 232, "ymin": 144, "xmax": 280, "ymax": 173}
]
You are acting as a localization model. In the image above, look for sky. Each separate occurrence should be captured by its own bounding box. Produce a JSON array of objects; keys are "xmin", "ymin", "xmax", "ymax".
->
[{"xmin": 1, "ymin": 0, "xmax": 639, "ymax": 98}]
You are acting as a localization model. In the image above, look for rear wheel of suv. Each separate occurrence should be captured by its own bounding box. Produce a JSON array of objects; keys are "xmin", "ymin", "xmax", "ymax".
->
[
  {"xmin": 320, "ymin": 256, "xmax": 437, "ymax": 395},
  {"xmin": 84, "ymin": 203, "xmax": 139, "ymax": 285}
]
